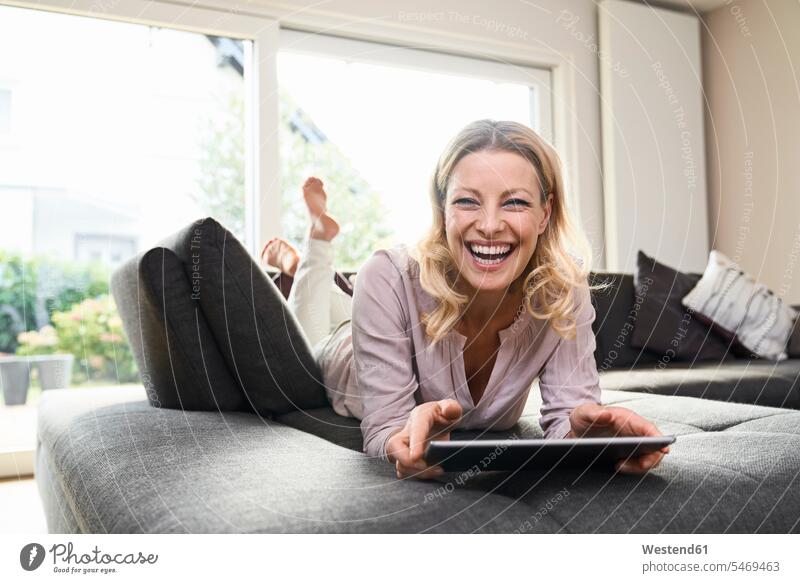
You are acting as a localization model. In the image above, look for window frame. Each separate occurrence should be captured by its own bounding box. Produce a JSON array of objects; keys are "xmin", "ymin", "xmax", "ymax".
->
[
  {"xmin": 279, "ymin": 28, "xmax": 553, "ymax": 142},
  {"xmin": 0, "ymin": 83, "xmax": 17, "ymax": 146}
]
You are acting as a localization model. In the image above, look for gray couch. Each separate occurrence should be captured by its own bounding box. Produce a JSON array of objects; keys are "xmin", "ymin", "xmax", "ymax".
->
[
  {"xmin": 36, "ymin": 218, "xmax": 800, "ymax": 533},
  {"xmin": 587, "ymin": 271, "xmax": 800, "ymax": 410}
]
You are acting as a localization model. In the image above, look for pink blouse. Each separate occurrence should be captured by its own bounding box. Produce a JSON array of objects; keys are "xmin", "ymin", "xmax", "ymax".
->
[{"xmin": 315, "ymin": 244, "xmax": 601, "ymax": 463}]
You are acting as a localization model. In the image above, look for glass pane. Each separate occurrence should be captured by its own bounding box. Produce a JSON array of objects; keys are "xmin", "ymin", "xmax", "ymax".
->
[
  {"xmin": 278, "ymin": 50, "xmax": 537, "ymax": 269},
  {"xmin": 0, "ymin": 5, "xmax": 249, "ymax": 404}
]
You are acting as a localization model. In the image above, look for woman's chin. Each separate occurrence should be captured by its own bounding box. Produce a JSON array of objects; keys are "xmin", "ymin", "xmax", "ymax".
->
[
  {"xmin": 455, "ymin": 249, "xmax": 530, "ymax": 294},
  {"xmin": 463, "ymin": 275, "xmax": 515, "ymax": 294}
]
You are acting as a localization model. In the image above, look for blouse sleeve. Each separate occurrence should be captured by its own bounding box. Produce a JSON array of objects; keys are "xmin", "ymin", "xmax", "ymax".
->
[
  {"xmin": 537, "ymin": 283, "xmax": 602, "ymax": 439},
  {"xmin": 351, "ymin": 250, "xmax": 419, "ymax": 462}
]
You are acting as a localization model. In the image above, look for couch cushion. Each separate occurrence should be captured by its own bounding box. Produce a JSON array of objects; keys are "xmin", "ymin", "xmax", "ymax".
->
[
  {"xmin": 37, "ymin": 385, "xmax": 800, "ymax": 533},
  {"xmin": 682, "ymin": 249, "xmax": 797, "ymax": 361},
  {"xmin": 275, "ymin": 407, "xmax": 364, "ymax": 453},
  {"xmin": 483, "ymin": 387, "xmax": 800, "ymax": 532},
  {"xmin": 275, "ymin": 406, "xmax": 549, "ymax": 454},
  {"xmin": 110, "ymin": 247, "xmax": 245, "ymax": 411},
  {"xmin": 467, "ymin": 428, "xmax": 799, "ymax": 533},
  {"xmin": 589, "ymin": 272, "xmax": 660, "ymax": 371},
  {"xmin": 630, "ymin": 250, "xmax": 732, "ymax": 362},
  {"xmin": 159, "ymin": 217, "xmax": 328, "ymax": 415},
  {"xmin": 36, "ymin": 386, "xmax": 547, "ymax": 534},
  {"xmin": 788, "ymin": 314, "xmax": 800, "ymax": 358},
  {"xmin": 598, "ymin": 359, "xmax": 800, "ymax": 409}
]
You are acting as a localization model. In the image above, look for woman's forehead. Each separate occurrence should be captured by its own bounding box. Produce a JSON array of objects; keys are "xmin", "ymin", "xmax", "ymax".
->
[{"xmin": 450, "ymin": 150, "xmax": 539, "ymax": 191}]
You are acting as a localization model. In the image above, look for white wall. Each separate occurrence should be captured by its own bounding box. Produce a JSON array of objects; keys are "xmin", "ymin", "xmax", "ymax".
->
[
  {"xmin": 599, "ymin": 0, "xmax": 709, "ymax": 273},
  {"xmin": 703, "ymin": 0, "xmax": 800, "ymax": 304}
]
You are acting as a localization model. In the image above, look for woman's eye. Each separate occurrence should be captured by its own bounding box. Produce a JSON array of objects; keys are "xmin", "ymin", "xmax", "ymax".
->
[
  {"xmin": 452, "ymin": 198, "xmax": 530, "ymax": 208},
  {"xmin": 505, "ymin": 199, "xmax": 531, "ymax": 207}
]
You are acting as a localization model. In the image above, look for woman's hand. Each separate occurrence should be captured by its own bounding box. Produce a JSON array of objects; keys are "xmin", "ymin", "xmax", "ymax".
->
[
  {"xmin": 385, "ymin": 399, "xmax": 463, "ymax": 480},
  {"xmin": 566, "ymin": 403, "xmax": 670, "ymax": 474}
]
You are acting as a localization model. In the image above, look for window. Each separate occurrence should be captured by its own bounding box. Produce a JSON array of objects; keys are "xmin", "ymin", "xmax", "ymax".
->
[
  {"xmin": 0, "ymin": 3, "xmax": 251, "ymax": 392},
  {"xmin": 277, "ymin": 30, "xmax": 552, "ymax": 269},
  {"xmin": 74, "ymin": 234, "xmax": 137, "ymax": 269},
  {"xmin": 0, "ymin": 89, "xmax": 11, "ymax": 134}
]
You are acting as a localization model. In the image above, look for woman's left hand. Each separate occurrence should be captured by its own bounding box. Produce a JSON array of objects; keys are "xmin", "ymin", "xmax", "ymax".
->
[{"xmin": 566, "ymin": 403, "xmax": 670, "ymax": 474}]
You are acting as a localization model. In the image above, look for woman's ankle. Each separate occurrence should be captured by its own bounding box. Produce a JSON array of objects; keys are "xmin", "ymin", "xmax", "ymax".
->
[{"xmin": 308, "ymin": 216, "xmax": 339, "ymax": 242}]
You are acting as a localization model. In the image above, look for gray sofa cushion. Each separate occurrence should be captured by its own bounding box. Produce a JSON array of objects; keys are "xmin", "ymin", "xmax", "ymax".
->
[
  {"xmin": 599, "ymin": 359, "xmax": 800, "ymax": 409},
  {"xmin": 788, "ymin": 312, "xmax": 800, "ymax": 357},
  {"xmin": 110, "ymin": 247, "xmax": 244, "ymax": 412},
  {"xmin": 37, "ymin": 386, "xmax": 800, "ymax": 533},
  {"xmin": 631, "ymin": 250, "xmax": 732, "ymax": 361},
  {"xmin": 156, "ymin": 217, "xmax": 328, "ymax": 415},
  {"xmin": 36, "ymin": 387, "xmax": 546, "ymax": 534},
  {"xmin": 589, "ymin": 272, "xmax": 661, "ymax": 371}
]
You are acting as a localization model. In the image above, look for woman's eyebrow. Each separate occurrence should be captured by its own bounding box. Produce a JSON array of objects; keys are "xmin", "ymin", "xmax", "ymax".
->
[{"xmin": 454, "ymin": 187, "xmax": 535, "ymax": 197}]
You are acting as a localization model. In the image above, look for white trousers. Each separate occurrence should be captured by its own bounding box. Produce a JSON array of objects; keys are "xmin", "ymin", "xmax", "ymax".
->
[{"xmin": 287, "ymin": 236, "xmax": 353, "ymax": 350}]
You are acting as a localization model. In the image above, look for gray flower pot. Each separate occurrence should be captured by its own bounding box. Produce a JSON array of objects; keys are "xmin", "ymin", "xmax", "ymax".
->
[
  {"xmin": 0, "ymin": 358, "xmax": 32, "ymax": 406},
  {"xmin": 35, "ymin": 354, "xmax": 74, "ymax": 391}
]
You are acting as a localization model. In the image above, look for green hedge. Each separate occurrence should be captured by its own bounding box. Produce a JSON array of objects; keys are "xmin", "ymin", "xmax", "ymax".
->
[
  {"xmin": 50, "ymin": 295, "xmax": 138, "ymax": 384},
  {"xmin": 1, "ymin": 252, "xmax": 138, "ymax": 384},
  {"xmin": 0, "ymin": 250, "xmax": 110, "ymax": 354}
]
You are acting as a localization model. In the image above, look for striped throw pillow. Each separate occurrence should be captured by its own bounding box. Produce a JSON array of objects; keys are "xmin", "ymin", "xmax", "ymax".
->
[{"xmin": 681, "ymin": 250, "xmax": 797, "ymax": 361}]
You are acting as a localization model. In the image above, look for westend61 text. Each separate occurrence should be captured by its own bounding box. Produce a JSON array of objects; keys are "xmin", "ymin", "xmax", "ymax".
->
[{"xmin": 642, "ymin": 544, "xmax": 708, "ymax": 555}]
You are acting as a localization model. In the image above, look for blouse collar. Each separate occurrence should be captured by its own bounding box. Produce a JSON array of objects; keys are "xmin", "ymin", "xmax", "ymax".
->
[{"xmin": 449, "ymin": 300, "xmax": 533, "ymax": 347}]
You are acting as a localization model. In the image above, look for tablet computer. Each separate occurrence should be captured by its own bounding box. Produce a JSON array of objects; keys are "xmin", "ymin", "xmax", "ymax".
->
[{"xmin": 423, "ymin": 436, "xmax": 676, "ymax": 472}]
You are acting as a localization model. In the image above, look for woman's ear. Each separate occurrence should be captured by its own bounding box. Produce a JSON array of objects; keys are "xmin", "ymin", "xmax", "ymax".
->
[{"xmin": 538, "ymin": 193, "xmax": 553, "ymax": 235}]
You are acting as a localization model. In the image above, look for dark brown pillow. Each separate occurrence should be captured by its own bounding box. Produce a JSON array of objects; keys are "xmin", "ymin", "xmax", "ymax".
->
[
  {"xmin": 630, "ymin": 250, "xmax": 734, "ymax": 362},
  {"xmin": 269, "ymin": 271, "xmax": 355, "ymax": 301},
  {"xmin": 589, "ymin": 272, "xmax": 661, "ymax": 370},
  {"xmin": 788, "ymin": 308, "xmax": 800, "ymax": 358}
]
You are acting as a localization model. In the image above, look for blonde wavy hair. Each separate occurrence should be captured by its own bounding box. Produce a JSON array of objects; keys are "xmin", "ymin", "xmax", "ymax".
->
[{"xmin": 411, "ymin": 119, "xmax": 601, "ymax": 347}]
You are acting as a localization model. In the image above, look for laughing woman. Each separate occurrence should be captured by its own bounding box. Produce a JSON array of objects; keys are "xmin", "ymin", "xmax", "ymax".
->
[{"xmin": 264, "ymin": 119, "xmax": 669, "ymax": 480}]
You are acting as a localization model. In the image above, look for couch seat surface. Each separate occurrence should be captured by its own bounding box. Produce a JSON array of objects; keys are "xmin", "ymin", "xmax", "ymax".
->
[
  {"xmin": 37, "ymin": 386, "xmax": 800, "ymax": 534},
  {"xmin": 599, "ymin": 359, "xmax": 800, "ymax": 409}
]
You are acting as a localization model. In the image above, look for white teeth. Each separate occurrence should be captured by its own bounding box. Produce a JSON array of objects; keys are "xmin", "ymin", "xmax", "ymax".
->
[
  {"xmin": 469, "ymin": 243, "xmax": 511, "ymax": 255},
  {"xmin": 474, "ymin": 255, "xmax": 505, "ymax": 265}
]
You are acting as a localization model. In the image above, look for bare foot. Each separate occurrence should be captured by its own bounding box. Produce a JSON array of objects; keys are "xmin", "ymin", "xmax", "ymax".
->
[
  {"xmin": 260, "ymin": 237, "xmax": 300, "ymax": 277},
  {"xmin": 303, "ymin": 176, "xmax": 340, "ymax": 241}
]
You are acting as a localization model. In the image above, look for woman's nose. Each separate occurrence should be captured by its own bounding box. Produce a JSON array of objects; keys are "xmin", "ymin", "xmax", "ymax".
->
[{"xmin": 476, "ymin": 208, "xmax": 504, "ymax": 235}]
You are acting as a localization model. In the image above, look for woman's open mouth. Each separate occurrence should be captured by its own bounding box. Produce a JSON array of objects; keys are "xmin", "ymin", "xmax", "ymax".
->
[{"xmin": 464, "ymin": 242, "xmax": 516, "ymax": 270}]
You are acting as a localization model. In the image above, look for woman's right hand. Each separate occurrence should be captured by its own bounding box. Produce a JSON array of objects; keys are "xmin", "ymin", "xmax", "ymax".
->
[{"xmin": 385, "ymin": 399, "xmax": 463, "ymax": 480}]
